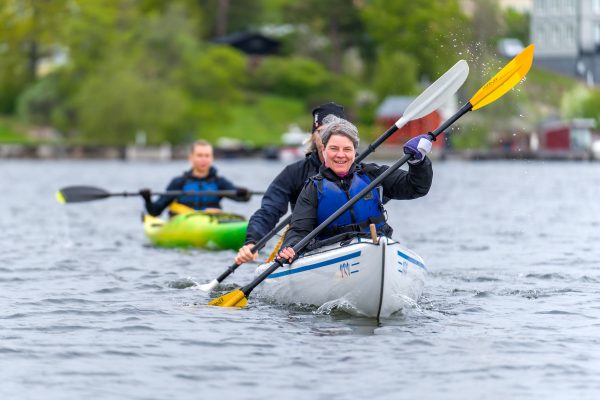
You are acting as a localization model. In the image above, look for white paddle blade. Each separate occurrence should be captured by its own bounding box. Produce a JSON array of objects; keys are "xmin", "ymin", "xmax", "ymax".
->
[
  {"xmin": 395, "ymin": 59, "xmax": 469, "ymax": 128},
  {"xmin": 197, "ymin": 279, "xmax": 219, "ymax": 292}
]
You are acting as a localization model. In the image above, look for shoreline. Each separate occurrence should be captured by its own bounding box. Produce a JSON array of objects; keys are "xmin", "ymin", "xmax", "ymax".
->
[{"xmin": 0, "ymin": 143, "xmax": 597, "ymax": 162}]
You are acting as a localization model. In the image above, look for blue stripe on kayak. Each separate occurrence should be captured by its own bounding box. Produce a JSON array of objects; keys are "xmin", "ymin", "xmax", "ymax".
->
[
  {"xmin": 351, "ymin": 270, "xmax": 359, "ymax": 274},
  {"xmin": 397, "ymin": 250, "xmax": 426, "ymax": 270},
  {"xmin": 351, "ymin": 262, "xmax": 360, "ymax": 266},
  {"xmin": 268, "ymin": 251, "xmax": 362, "ymax": 279}
]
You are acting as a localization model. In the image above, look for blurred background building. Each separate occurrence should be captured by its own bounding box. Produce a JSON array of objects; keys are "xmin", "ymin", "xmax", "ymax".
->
[{"xmin": 532, "ymin": 0, "xmax": 600, "ymax": 85}]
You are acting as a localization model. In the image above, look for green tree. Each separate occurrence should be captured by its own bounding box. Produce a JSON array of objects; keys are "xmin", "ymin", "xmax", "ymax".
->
[
  {"xmin": 371, "ymin": 51, "xmax": 419, "ymax": 99},
  {"xmin": 280, "ymin": 0, "xmax": 366, "ymax": 74},
  {"xmin": 0, "ymin": 0, "xmax": 70, "ymax": 112},
  {"xmin": 16, "ymin": 72, "xmax": 67, "ymax": 126},
  {"xmin": 252, "ymin": 56, "xmax": 331, "ymax": 98},
  {"xmin": 201, "ymin": 0, "xmax": 264, "ymax": 37},
  {"xmin": 504, "ymin": 8, "xmax": 530, "ymax": 44},
  {"xmin": 361, "ymin": 0, "xmax": 469, "ymax": 80},
  {"xmin": 12, "ymin": 1, "xmax": 249, "ymax": 145},
  {"xmin": 562, "ymin": 86, "xmax": 600, "ymax": 126},
  {"xmin": 74, "ymin": 59, "xmax": 188, "ymax": 145},
  {"xmin": 471, "ymin": 0, "xmax": 504, "ymax": 51}
]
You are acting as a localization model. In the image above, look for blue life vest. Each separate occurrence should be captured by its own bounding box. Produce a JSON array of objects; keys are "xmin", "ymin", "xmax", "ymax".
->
[
  {"xmin": 179, "ymin": 178, "xmax": 221, "ymax": 210},
  {"xmin": 314, "ymin": 172, "xmax": 386, "ymax": 238}
]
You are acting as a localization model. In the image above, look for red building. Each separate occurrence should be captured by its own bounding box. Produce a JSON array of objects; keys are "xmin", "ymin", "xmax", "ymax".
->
[
  {"xmin": 375, "ymin": 96, "xmax": 446, "ymax": 149},
  {"xmin": 540, "ymin": 119, "xmax": 595, "ymax": 151}
]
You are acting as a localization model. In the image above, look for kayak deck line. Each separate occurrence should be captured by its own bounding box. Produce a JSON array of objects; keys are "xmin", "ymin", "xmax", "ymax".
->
[
  {"xmin": 397, "ymin": 250, "xmax": 427, "ymax": 270},
  {"xmin": 267, "ymin": 251, "xmax": 362, "ymax": 279}
]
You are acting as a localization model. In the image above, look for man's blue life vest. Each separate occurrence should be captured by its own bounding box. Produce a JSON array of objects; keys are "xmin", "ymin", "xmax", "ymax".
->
[
  {"xmin": 314, "ymin": 172, "xmax": 386, "ymax": 238},
  {"xmin": 179, "ymin": 178, "xmax": 221, "ymax": 210}
]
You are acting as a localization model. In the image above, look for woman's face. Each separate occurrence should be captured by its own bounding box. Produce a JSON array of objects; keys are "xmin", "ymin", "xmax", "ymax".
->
[{"xmin": 323, "ymin": 134, "xmax": 355, "ymax": 176}]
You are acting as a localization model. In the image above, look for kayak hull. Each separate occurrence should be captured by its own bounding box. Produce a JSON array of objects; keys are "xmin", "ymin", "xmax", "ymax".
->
[
  {"xmin": 143, "ymin": 211, "xmax": 248, "ymax": 250},
  {"xmin": 255, "ymin": 236, "xmax": 426, "ymax": 318}
]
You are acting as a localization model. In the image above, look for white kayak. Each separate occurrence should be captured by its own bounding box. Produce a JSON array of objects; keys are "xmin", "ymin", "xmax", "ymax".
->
[{"xmin": 254, "ymin": 236, "xmax": 427, "ymax": 319}]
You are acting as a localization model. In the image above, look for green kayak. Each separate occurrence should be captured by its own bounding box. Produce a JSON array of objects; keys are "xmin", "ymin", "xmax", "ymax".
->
[{"xmin": 143, "ymin": 210, "xmax": 248, "ymax": 250}]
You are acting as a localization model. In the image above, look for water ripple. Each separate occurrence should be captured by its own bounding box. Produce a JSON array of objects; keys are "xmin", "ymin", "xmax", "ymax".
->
[
  {"xmin": 100, "ymin": 325, "xmax": 155, "ymax": 332},
  {"xmin": 167, "ymin": 278, "xmax": 198, "ymax": 289}
]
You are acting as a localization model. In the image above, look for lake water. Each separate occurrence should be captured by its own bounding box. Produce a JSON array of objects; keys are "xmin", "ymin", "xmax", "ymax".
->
[{"xmin": 1, "ymin": 158, "xmax": 600, "ymax": 400}]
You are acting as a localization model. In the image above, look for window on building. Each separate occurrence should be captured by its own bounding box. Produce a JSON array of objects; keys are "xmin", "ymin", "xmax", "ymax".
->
[
  {"xmin": 536, "ymin": 26, "xmax": 545, "ymax": 46},
  {"xmin": 548, "ymin": 24, "xmax": 558, "ymax": 48},
  {"xmin": 556, "ymin": 25, "xmax": 563, "ymax": 46},
  {"xmin": 567, "ymin": 24, "xmax": 574, "ymax": 45},
  {"xmin": 537, "ymin": 0, "xmax": 545, "ymax": 14}
]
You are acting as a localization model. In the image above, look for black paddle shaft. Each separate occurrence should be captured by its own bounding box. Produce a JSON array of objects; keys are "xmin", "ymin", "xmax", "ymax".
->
[
  {"xmin": 241, "ymin": 101, "xmax": 475, "ymax": 296},
  {"xmin": 144, "ymin": 190, "xmax": 265, "ymax": 197},
  {"xmin": 60, "ymin": 186, "xmax": 264, "ymax": 203},
  {"xmin": 216, "ymin": 216, "xmax": 291, "ymax": 283}
]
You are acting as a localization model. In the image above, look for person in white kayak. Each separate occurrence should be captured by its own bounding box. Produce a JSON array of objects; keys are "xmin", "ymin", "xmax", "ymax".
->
[
  {"xmin": 234, "ymin": 102, "xmax": 347, "ymax": 265},
  {"xmin": 278, "ymin": 117, "xmax": 433, "ymax": 263}
]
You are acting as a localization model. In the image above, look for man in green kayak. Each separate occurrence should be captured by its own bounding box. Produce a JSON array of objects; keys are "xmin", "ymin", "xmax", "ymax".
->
[
  {"xmin": 234, "ymin": 102, "xmax": 347, "ymax": 265},
  {"xmin": 140, "ymin": 140, "xmax": 251, "ymax": 216},
  {"xmin": 277, "ymin": 117, "xmax": 433, "ymax": 262}
]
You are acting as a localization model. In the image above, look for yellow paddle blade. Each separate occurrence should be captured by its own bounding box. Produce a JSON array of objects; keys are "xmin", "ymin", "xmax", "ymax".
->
[
  {"xmin": 168, "ymin": 201, "xmax": 195, "ymax": 215},
  {"xmin": 208, "ymin": 289, "xmax": 248, "ymax": 308},
  {"xmin": 56, "ymin": 191, "xmax": 66, "ymax": 204},
  {"xmin": 470, "ymin": 44, "xmax": 535, "ymax": 111}
]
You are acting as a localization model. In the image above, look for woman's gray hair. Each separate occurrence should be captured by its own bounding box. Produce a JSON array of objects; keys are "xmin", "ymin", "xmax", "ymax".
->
[
  {"xmin": 306, "ymin": 114, "xmax": 343, "ymax": 153},
  {"xmin": 320, "ymin": 116, "xmax": 359, "ymax": 149}
]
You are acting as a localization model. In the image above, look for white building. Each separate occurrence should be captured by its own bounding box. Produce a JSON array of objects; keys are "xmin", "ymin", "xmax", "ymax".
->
[{"xmin": 531, "ymin": 0, "xmax": 600, "ymax": 85}]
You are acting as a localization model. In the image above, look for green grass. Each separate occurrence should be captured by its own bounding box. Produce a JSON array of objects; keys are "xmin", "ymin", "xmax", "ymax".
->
[
  {"xmin": 0, "ymin": 117, "xmax": 30, "ymax": 144},
  {"xmin": 525, "ymin": 66, "xmax": 582, "ymax": 108},
  {"xmin": 201, "ymin": 94, "xmax": 309, "ymax": 146}
]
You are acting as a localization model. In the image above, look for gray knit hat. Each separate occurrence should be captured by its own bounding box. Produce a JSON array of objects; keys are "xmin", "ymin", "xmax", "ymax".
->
[{"xmin": 319, "ymin": 117, "xmax": 360, "ymax": 149}]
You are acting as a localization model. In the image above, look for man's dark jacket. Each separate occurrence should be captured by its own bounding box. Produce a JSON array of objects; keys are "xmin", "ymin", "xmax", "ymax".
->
[{"xmin": 245, "ymin": 152, "xmax": 322, "ymax": 244}]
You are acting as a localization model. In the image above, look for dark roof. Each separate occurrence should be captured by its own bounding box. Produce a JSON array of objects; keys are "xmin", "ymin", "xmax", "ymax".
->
[{"xmin": 213, "ymin": 32, "xmax": 280, "ymax": 56}]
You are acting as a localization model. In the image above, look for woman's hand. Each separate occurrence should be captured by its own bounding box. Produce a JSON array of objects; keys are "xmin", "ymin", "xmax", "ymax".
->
[{"xmin": 278, "ymin": 247, "xmax": 296, "ymax": 263}]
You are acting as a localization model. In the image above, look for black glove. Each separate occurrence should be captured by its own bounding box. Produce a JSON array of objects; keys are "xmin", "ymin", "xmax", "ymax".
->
[
  {"xmin": 236, "ymin": 187, "xmax": 251, "ymax": 201},
  {"xmin": 139, "ymin": 188, "xmax": 152, "ymax": 203}
]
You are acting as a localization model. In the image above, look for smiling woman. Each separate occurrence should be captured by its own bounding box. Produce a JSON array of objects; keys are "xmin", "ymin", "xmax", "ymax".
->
[
  {"xmin": 277, "ymin": 117, "xmax": 434, "ymax": 263},
  {"xmin": 320, "ymin": 119, "xmax": 359, "ymax": 177}
]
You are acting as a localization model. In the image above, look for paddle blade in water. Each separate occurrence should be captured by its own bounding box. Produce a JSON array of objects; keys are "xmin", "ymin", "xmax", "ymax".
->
[
  {"xmin": 470, "ymin": 44, "xmax": 534, "ymax": 111},
  {"xmin": 56, "ymin": 191, "xmax": 66, "ymax": 204},
  {"xmin": 209, "ymin": 290, "xmax": 248, "ymax": 307},
  {"xmin": 57, "ymin": 185, "xmax": 111, "ymax": 203}
]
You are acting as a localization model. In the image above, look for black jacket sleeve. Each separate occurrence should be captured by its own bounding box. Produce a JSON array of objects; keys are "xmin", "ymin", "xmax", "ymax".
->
[
  {"xmin": 144, "ymin": 177, "xmax": 182, "ymax": 216},
  {"xmin": 362, "ymin": 157, "xmax": 433, "ymax": 200},
  {"xmin": 244, "ymin": 163, "xmax": 300, "ymax": 244},
  {"xmin": 280, "ymin": 182, "xmax": 318, "ymax": 250}
]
